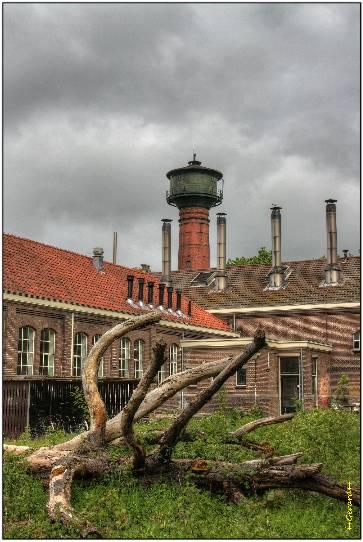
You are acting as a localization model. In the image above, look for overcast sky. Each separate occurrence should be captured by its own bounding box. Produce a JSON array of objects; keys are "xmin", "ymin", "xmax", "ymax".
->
[{"xmin": 4, "ymin": 3, "xmax": 360, "ymax": 270}]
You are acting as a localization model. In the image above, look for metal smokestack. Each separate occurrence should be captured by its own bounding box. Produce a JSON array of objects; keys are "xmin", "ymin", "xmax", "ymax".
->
[
  {"xmin": 161, "ymin": 219, "xmax": 172, "ymax": 285},
  {"xmin": 269, "ymin": 206, "xmax": 284, "ymax": 288},
  {"xmin": 112, "ymin": 232, "xmax": 118, "ymax": 264},
  {"xmin": 325, "ymin": 199, "xmax": 341, "ymax": 284},
  {"xmin": 216, "ymin": 213, "xmax": 227, "ymax": 291}
]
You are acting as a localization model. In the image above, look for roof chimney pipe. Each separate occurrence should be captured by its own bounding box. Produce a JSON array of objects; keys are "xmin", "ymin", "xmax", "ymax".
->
[
  {"xmin": 112, "ymin": 232, "xmax": 117, "ymax": 264},
  {"xmin": 216, "ymin": 213, "xmax": 227, "ymax": 291},
  {"xmin": 268, "ymin": 206, "xmax": 284, "ymax": 288},
  {"xmin": 92, "ymin": 247, "xmax": 104, "ymax": 272},
  {"xmin": 161, "ymin": 219, "xmax": 172, "ymax": 285},
  {"xmin": 325, "ymin": 199, "xmax": 341, "ymax": 285}
]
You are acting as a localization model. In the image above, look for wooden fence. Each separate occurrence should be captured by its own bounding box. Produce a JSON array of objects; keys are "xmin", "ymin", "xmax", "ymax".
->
[{"xmin": 3, "ymin": 378, "xmax": 139, "ymax": 438}]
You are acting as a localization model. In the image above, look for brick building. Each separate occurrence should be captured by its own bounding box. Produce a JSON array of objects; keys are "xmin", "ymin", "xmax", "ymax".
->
[
  {"xmin": 3, "ymin": 157, "xmax": 360, "ymax": 423},
  {"xmin": 153, "ymin": 157, "xmax": 360, "ymax": 415}
]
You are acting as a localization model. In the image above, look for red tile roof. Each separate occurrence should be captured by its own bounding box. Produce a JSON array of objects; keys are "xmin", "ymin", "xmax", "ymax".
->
[
  {"xmin": 153, "ymin": 257, "xmax": 360, "ymax": 310},
  {"xmin": 3, "ymin": 234, "xmax": 231, "ymax": 333}
]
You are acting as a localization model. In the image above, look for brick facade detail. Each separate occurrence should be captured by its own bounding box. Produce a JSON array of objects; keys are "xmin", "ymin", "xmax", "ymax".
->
[{"xmin": 178, "ymin": 207, "xmax": 210, "ymax": 271}]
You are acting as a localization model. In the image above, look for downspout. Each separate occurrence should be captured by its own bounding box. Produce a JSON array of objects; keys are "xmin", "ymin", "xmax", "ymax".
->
[
  {"xmin": 300, "ymin": 348, "xmax": 304, "ymax": 410},
  {"xmin": 181, "ymin": 332, "xmax": 185, "ymax": 409},
  {"xmin": 70, "ymin": 312, "xmax": 75, "ymax": 376},
  {"xmin": 254, "ymin": 355, "xmax": 257, "ymax": 404}
]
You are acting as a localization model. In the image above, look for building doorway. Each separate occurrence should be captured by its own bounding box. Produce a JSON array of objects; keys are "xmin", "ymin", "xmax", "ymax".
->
[{"xmin": 280, "ymin": 356, "xmax": 300, "ymax": 414}]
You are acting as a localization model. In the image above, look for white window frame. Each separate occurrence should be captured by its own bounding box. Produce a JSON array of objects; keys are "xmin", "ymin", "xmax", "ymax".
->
[
  {"xmin": 17, "ymin": 326, "xmax": 35, "ymax": 375},
  {"xmin": 236, "ymin": 367, "xmax": 247, "ymax": 387},
  {"xmin": 169, "ymin": 344, "xmax": 178, "ymax": 376},
  {"xmin": 134, "ymin": 339, "xmax": 144, "ymax": 379},
  {"xmin": 92, "ymin": 334, "xmax": 104, "ymax": 378},
  {"xmin": 353, "ymin": 330, "xmax": 360, "ymax": 351},
  {"xmin": 73, "ymin": 332, "xmax": 87, "ymax": 377},
  {"xmin": 40, "ymin": 328, "xmax": 55, "ymax": 376},
  {"xmin": 119, "ymin": 337, "xmax": 130, "ymax": 378}
]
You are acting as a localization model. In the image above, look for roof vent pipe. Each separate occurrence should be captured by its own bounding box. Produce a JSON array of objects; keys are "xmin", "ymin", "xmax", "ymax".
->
[
  {"xmin": 92, "ymin": 247, "xmax": 104, "ymax": 272},
  {"xmin": 216, "ymin": 213, "xmax": 227, "ymax": 291},
  {"xmin": 127, "ymin": 275, "xmax": 134, "ymax": 300},
  {"xmin": 325, "ymin": 199, "xmax": 341, "ymax": 284},
  {"xmin": 161, "ymin": 219, "xmax": 172, "ymax": 285},
  {"xmin": 112, "ymin": 233, "xmax": 117, "ymax": 264},
  {"xmin": 268, "ymin": 206, "xmax": 284, "ymax": 288}
]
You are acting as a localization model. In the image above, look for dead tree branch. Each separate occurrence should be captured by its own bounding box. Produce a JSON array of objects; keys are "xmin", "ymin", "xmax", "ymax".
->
[
  {"xmin": 81, "ymin": 311, "xmax": 161, "ymax": 448},
  {"xmin": 120, "ymin": 340, "xmax": 166, "ymax": 470},
  {"xmin": 231, "ymin": 413, "xmax": 295, "ymax": 438}
]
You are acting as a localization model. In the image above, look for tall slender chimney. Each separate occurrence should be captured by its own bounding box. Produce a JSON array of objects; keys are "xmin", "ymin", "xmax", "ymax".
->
[
  {"xmin": 216, "ymin": 213, "xmax": 227, "ymax": 291},
  {"xmin": 92, "ymin": 247, "xmax": 104, "ymax": 272},
  {"xmin": 161, "ymin": 219, "xmax": 172, "ymax": 285},
  {"xmin": 325, "ymin": 199, "xmax": 341, "ymax": 284},
  {"xmin": 112, "ymin": 232, "xmax": 117, "ymax": 264},
  {"xmin": 268, "ymin": 206, "xmax": 284, "ymax": 288}
]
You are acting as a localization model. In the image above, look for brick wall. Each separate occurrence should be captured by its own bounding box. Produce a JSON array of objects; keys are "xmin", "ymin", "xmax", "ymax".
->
[
  {"xmin": 182, "ymin": 344, "xmax": 331, "ymax": 416},
  {"xmin": 229, "ymin": 311, "xmax": 360, "ymax": 401}
]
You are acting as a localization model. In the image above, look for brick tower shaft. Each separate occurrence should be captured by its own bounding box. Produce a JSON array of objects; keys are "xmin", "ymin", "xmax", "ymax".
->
[{"xmin": 178, "ymin": 207, "xmax": 210, "ymax": 270}]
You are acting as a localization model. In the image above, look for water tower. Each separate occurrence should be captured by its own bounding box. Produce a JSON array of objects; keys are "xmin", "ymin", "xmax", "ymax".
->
[{"xmin": 166, "ymin": 155, "xmax": 224, "ymax": 271}]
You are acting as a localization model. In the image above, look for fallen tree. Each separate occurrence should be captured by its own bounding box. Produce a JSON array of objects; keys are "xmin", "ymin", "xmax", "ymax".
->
[{"xmin": 5, "ymin": 312, "xmax": 360, "ymax": 535}]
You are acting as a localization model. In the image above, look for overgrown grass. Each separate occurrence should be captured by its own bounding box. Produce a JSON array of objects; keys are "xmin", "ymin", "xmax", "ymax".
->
[{"xmin": 3, "ymin": 408, "xmax": 360, "ymax": 539}]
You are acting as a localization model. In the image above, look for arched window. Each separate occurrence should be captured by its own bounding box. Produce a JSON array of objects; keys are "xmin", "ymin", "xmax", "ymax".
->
[
  {"xmin": 169, "ymin": 344, "xmax": 178, "ymax": 375},
  {"xmin": 92, "ymin": 334, "xmax": 104, "ymax": 378},
  {"xmin": 17, "ymin": 326, "xmax": 35, "ymax": 375},
  {"xmin": 134, "ymin": 339, "xmax": 144, "ymax": 379},
  {"xmin": 40, "ymin": 328, "xmax": 55, "ymax": 376},
  {"xmin": 73, "ymin": 332, "xmax": 87, "ymax": 377},
  {"xmin": 353, "ymin": 330, "xmax": 360, "ymax": 351},
  {"xmin": 119, "ymin": 337, "xmax": 130, "ymax": 378}
]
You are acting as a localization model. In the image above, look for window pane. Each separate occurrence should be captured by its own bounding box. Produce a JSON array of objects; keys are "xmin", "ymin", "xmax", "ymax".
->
[
  {"xmin": 236, "ymin": 367, "xmax": 246, "ymax": 386},
  {"xmin": 280, "ymin": 357, "xmax": 299, "ymax": 374}
]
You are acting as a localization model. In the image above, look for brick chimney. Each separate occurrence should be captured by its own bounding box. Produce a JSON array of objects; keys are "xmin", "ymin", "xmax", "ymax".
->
[{"xmin": 92, "ymin": 247, "xmax": 104, "ymax": 272}]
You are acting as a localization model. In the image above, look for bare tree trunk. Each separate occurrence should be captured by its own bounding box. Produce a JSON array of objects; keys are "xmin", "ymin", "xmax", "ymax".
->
[
  {"xmin": 120, "ymin": 341, "xmax": 166, "ymax": 470},
  {"xmin": 81, "ymin": 311, "xmax": 161, "ymax": 448},
  {"xmin": 152, "ymin": 328, "xmax": 266, "ymax": 464}
]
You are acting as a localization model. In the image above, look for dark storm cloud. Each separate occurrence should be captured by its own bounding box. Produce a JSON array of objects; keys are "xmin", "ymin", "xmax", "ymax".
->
[{"xmin": 4, "ymin": 3, "xmax": 360, "ymax": 269}]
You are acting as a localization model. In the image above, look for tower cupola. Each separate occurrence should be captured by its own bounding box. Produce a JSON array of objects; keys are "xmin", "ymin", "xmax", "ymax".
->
[{"xmin": 166, "ymin": 155, "xmax": 224, "ymax": 271}]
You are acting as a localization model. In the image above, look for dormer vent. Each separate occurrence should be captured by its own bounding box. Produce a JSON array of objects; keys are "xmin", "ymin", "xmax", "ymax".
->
[
  {"xmin": 92, "ymin": 247, "xmax": 104, "ymax": 272},
  {"xmin": 158, "ymin": 283, "xmax": 165, "ymax": 308},
  {"xmin": 167, "ymin": 286, "xmax": 173, "ymax": 310},
  {"xmin": 127, "ymin": 275, "xmax": 134, "ymax": 301},
  {"xmin": 147, "ymin": 281, "xmax": 154, "ymax": 305},
  {"xmin": 176, "ymin": 289, "xmax": 182, "ymax": 312},
  {"xmin": 137, "ymin": 278, "xmax": 145, "ymax": 304}
]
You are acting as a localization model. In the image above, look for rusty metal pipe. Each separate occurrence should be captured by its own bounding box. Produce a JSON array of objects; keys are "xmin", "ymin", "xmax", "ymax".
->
[
  {"xmin": 161, "ymin": 219, "xmax": 172, "ymax": 284},
  {"xmin": 216, "ymin": 213, "xmax": 227, "ymax": 291}
]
